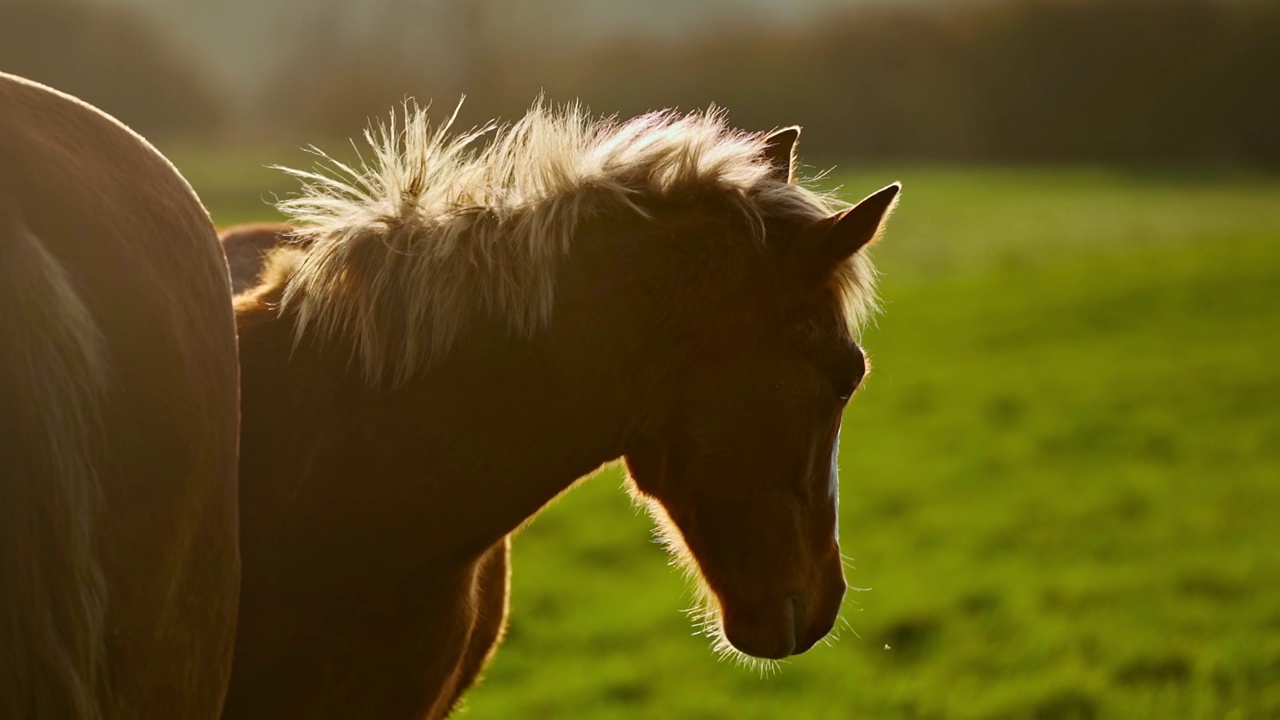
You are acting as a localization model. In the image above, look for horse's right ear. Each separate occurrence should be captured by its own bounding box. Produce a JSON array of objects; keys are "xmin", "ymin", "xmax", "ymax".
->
[
  {"xmin": 762, "ymin": 127, "xmax": 800, "ymax": 183},
  {"xmin": 799, "ymin": 182, "xmax": 900, "ymax": 275}
]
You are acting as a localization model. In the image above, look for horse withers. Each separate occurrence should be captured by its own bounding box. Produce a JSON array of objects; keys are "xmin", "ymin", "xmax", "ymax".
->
[
  {"xmin": 0, "ymin": 73, "xmax": 240, "ymax": 718},
  {"xmin": 218, "ymin": 223, "xmax": 297, "ymax": 294},
  {"xmin": 225, "ymin": 104, "xmax": 899, "ymax": 718}
]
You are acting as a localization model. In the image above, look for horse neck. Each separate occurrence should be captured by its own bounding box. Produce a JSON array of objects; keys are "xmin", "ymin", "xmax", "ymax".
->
[{"xmin": 235, "ymin": 221, "xmax": 675, "ymax": 565}]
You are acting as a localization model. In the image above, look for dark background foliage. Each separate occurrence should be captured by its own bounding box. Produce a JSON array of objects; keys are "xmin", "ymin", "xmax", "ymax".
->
[{"xmin": 3, "ymin": 0, "xmax": 1276, "ymax": 165}]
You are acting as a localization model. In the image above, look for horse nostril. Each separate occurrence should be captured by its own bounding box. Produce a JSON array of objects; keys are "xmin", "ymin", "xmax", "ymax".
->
[
  {"xmin": 787, "ymin": 595, "xmax": 810, "ymax": 655},
  {"xmin": 782, "ymin": 596, "xmax": 800, "ymax": 657},
  {"xmin": 790, "ymin": 594, "xmax": 837, "ymax": 655}
]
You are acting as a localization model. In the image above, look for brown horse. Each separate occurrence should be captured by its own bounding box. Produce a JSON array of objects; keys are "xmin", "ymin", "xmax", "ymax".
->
[
  {"xmin": 218, "ymin": 223, "xmax": 297, "ymax": 294},
  {"xmin": 224, "ymin": 104, "xmax": 900, "ymax": 718},
  {"xmin": 0, "ymin": 73, "xmax": 241, "ymax": 718}
]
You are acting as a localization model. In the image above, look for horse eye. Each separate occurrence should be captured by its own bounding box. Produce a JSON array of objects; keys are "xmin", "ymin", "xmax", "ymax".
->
[
  {"xmin": 832, "ymin": 377, "xmax": 857, "ymax": 404},
  {"xmin": 831, "ymin": 350, "xmax": 867, "ymax": 403}
]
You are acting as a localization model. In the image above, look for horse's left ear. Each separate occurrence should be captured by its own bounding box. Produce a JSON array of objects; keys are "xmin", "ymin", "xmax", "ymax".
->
[
  {"xmin": 803, "ymin": 182, "xmax": 901, "ymax": 272},
  {"xmin": 763, "ymin": 126, "xmax": 800, "ymax": 183}
]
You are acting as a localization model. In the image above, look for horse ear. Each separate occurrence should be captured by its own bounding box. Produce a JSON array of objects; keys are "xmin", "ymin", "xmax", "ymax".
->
[
  {"xmin": 762, "ymin": 126, "xmax": 800, "ymax": 183},
  {"xmin": 803, "ymin": 182, "xmax": 900, "ymax": 271}
]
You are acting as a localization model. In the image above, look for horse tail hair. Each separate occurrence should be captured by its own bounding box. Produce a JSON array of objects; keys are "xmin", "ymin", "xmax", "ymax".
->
[{"xmin": 0, "ymin": 205, "xmax": 110, "ymax": 719}]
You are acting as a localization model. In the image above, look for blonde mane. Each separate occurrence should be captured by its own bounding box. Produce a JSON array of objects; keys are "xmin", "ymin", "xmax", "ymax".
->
[{"xmin": 273, "ymin": 101, "xmax": 877, "ymax": 387}]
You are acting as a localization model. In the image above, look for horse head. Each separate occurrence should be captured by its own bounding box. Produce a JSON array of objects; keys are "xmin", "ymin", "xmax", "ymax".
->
[{"xmin": 626, "ymin": 128, "xmax": 900, "ymax": 662}]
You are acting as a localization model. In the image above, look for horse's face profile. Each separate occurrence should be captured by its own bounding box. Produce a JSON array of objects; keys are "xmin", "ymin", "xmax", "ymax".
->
[{"xmin": 627, "ymin": 181, "xmax": 899, "ymax": 662}]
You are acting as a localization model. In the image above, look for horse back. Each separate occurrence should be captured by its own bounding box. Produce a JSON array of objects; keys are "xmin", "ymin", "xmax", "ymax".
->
[{"xmin": 0, "ymin": 72, "xmax": 240, "ymax": 719}]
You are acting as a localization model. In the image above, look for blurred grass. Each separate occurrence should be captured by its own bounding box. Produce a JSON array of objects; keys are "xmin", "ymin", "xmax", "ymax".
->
[{"xmin": 175, "ymin": 151, "xmax": 1280, "ymax": 719}]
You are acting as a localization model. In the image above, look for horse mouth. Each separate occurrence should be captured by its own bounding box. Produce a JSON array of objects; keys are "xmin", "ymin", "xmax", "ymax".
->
[
  {"xmin": 722, "ymin": 606, "xmax": 794, "ymax": 659},
  {"xmin": 720, "ymin": 597, "xmax": 803, "ymax": 660},
  {"xmin": 720, "ymin": 593, "xmax": 840, "ymax": 659}
]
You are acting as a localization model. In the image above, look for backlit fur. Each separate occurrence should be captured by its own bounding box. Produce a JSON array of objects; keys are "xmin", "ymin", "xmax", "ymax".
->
[{"xmin": 272, "ymin": 100, "xmax": 879, "ymax": 387}]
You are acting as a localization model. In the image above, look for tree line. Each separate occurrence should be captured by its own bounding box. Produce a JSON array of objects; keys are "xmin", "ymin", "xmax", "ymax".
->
[{"xmin": 3, "ymin": 0, "xmax": 1277, "ymax": 166}]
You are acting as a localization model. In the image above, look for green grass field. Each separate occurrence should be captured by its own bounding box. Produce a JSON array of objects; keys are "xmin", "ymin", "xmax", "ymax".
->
[{"xmin": 175, "ymin": 152, "xmax": 1280, "ymax": 719}]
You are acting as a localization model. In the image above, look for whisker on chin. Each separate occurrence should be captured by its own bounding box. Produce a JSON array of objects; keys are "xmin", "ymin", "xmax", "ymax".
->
[
  {"xmin": 629, "ymin": 470, "xmax": 809, "ymax": 676},
  {"xmin": 829, "ymin": 551, "xmax": 871, "ymax": 646},
  {"xmin": 709, "ymin": 628, "xmax": 785, "ymax": 677},
  {"xmin": 634, "ymin": 489, "xmax": 788, "ymax": 674}
]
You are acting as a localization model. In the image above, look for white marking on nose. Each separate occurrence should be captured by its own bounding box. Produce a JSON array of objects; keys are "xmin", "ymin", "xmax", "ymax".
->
[{"xmin": 829, "ymin": 431, "xmax": 841, "ymax": 538}]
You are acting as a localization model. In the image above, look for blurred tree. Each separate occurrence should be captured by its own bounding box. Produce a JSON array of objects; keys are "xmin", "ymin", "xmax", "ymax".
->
[
  {"xmin": 968, "ymin": 0, "xmax": 1227, "ymax": 164},
  {"xmin": 1219, "ymin": 0, "xmax": 1280, "ymax": 165},
  {"xmin": 259, "ymin": 0, "xmax": 515, "ymax": 138},
  {"xmin": 0, "ymin": 0, "xmax": 227, "ymax": 139},
  {"xmin": 251, "ymin": 0, "xmax": 1278, "ymax": 168},
  {"xmin": 256, "ymin": 0, "xmax": 427, "ymax": 138}
]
